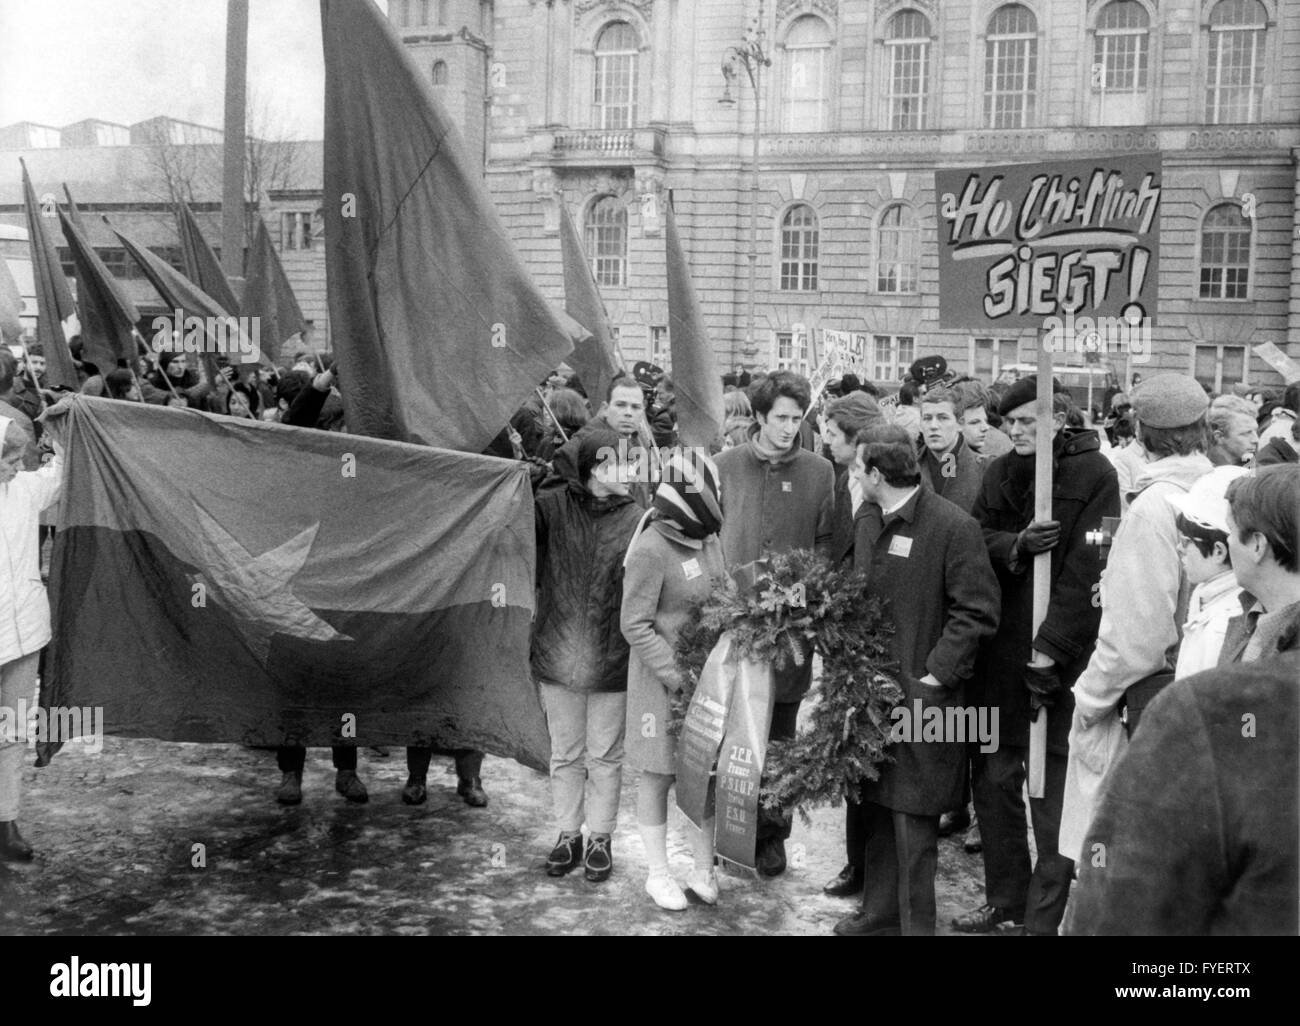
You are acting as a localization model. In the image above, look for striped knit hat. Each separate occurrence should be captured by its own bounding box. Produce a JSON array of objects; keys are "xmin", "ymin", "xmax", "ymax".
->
[{"xmin": 652, "ymin": 449, "xmax": 723, "ymax": 539}]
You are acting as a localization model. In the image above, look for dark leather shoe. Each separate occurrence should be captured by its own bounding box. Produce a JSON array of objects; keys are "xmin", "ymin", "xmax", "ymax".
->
[
  {"xmin": 583, "ymin": 835, "xmax": 613, "ymax": 883},
  {"xmin": 0, "ymin": 821, "xmax": 33, "ymax": 862},
  {"xmin": 401, "ymin": 777, "xmax": 427, "ymax": 805},
  {"xmin": 457, "ymin": 776, "xmax": 487, "ymax": 808},
  {"xmin": 833, "ymin": 911, "xmax": 900, "ymax": 937},
  {"xmin": 938, "ymin": 806, "xmax": 971, "ymax": 837},
  {"xmin": 334, "ymin": 769, "xmax": 369, "ymax": 804},
  {"xmin": 823, "ymin": 864, "xmax": 864, "ymax": 897},
  {"xmin": 275, "ymin": 771, "xmax": 303, "ymax": 806},
  {"xmin": 546, "ymin": 833, "xmax": 583, "ymax": 877},
  {"xmin": 756, "ymin": 837, "xmax": 787, "ymax": 877},
  {"xmin": 951, "ymin": 903, "xmax": 1023, "ymax": 933}
]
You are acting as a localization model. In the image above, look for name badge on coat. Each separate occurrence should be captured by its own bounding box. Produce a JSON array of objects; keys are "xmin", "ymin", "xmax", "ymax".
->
[
  {"xmin": 682, "ymin": 558, "xmax": 702, "ymax": 580},
  {"xmin": 887, "ymin": 535, "xmax": 913, "ymax": 558}
]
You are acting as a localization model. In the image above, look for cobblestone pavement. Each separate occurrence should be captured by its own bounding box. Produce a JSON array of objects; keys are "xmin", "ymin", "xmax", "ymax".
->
[{"xmin": 0, "ymin": 737, "xmax": 992, "ymax": 936}]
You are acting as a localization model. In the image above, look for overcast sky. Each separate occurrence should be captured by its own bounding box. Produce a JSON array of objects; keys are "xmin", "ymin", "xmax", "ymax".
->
[{"xmin": 0, "ymin": 0, "xmax": 390, "ymax": 139}]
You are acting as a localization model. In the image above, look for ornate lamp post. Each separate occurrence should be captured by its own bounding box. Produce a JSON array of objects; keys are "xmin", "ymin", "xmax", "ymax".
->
[{"xmin": 719, "ymin": 1, "xmax": 771, "ymax": 365}]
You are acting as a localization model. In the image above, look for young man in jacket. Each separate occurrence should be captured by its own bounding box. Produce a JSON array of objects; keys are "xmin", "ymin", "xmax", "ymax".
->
[
  {"xmin": 533, "ymin": 428, "xmax": 644, "ymax": 882},
  {"xmin": 714, "ymin": 369, "xmax": 835, "ymax": 876},
  {"xmin": 833, "ymin": 425, "xmax": 1000, "ymax": 936},
  {"xmin": 917, "ymin": 383, "xmax": 987, "ymax": 515},
  {"xmin": 1060, "ymin": 374, "xmax": 1213, "ymax": 865},
  {"xmin": 953, "ymin": 381, "xmax": 1118, "ymax": 936}
]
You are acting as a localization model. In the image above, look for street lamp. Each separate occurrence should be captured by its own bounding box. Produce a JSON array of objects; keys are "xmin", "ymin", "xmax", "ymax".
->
[{"xmin": 719, "ymin": 0, "xmax": 770, "ymax": 366}]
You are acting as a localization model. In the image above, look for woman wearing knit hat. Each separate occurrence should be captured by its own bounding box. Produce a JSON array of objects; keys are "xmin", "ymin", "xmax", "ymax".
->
[{"xmin": 620, "ymin": 450, "xmax": 727, "ymax": 910}]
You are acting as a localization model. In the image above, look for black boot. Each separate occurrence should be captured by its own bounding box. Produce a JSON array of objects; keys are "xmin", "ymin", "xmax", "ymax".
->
[{"xmin": 0, "ymin": 821, "xmax": 33, "ymax": 862}]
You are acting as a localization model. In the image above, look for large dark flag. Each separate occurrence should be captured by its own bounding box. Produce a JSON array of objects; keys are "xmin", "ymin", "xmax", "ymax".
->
[
  {"xmin": 321, "ymin": 0, "xmax": 586, "ymax": 452},
  {"xmin": 20, "ymin": 159, "xmax": 79, "ymax": 388},
  {"xmin": 242, "ymin": 219, "xmax": 306, "ymax": 364},
  {"xmin": 59, "ymin": 207, "xmax": 140, "ymax": 373},
  {"xmin": 113, "ymin": 223, "xmax": 253, "ymax": 379},
  {"xmin": 176, "ymin": 199, "xmax": 242, "ymax": 316},
  {"xmin": 43, "ymin": 397, "xmax": 549, "ymax": 768},
  {"xmin": 559, "ymin": 201, "xmax": 620, "ymax": 407},
  {"xmin": 665, "ymin": 199, "xmax": 724, "ymax": 448}
]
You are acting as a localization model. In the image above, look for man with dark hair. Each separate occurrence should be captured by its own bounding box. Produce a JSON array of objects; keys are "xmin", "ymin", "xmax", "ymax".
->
[
  {"xmin": 23, "ymin": 344, "xmax": 46, "ymax": 387},
  {"xmin": 1061, "ymin": 373, "xmax": 1213, "ymax": 867},
  {"xmin": 950, "ymin": 378, "xmax": 1012, "ymax": 458},
  {"xmin": 1217, "ymin": 466, "xmax": 1300, "ymax": 663},
  {"xmin": 1068, "ymin": 654, "xmax": 1299, "ymax": 935},
  {"xmin": 715, "ymin": 368, "xmax": 835, "ymax": 876},
  {"xmin": 953, "ymin": 379, "xmax": 1118, "ymax": 936},
  {"xmin": 833, "ymin": 424, "xmax": 1000, "ymax": 935},
  {"xmin": 917, "ymin": 383, "xmax": 987, "ymax": 514}
]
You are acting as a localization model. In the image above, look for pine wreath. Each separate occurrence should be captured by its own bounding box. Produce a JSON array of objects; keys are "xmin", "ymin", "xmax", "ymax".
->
[{"xmin": 671, "ymin": 549, "xmax": 904, "ymax": 824}]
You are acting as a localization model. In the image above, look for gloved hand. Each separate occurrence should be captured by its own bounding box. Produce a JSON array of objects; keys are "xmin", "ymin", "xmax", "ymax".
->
[
  {"xmin": 1024, "ymin": 662, "xmax": 1063, "ymax": 713},
  {"xmin": 1016, "ymin": 519, "xmax": 1061, "ymax": 556}
]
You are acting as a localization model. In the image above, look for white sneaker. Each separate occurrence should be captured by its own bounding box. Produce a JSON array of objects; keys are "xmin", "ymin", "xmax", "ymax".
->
[
  {"xmin": 685, "ymin": 868, "xmax": 719, "ymax": 905},
  {"xmin": 645, "ymin": 872, "xmax": 688, "ymax": 911}
]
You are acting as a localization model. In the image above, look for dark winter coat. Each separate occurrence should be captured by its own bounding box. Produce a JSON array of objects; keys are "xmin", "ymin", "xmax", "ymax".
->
[
  {"xmin": 855, "ymin": 487, "xmax": 1001, "ymax": 816},
  {"xmin": 970, "ymin": 428, "xmax": 1119, "ymax": 754},
  {"xmin": 1069, "ymin": 655, "xmax": 1299, "ymax": 936},
  {"xmin": 531, "ymin": 469, "xmax": 645, "ymax": 694},
  {"xmin": 714, "ymin": 438, "xmax": 835, "ymax": 702},
  {"xmin": 1255, "ymin": 437, "xmax": 1298, "ymax": 466},
  {"xmin": 918, "ymin": 434, "xmax": 986, "ymax": 514}
]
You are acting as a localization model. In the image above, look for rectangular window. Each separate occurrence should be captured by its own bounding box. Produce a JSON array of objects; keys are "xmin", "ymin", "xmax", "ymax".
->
[
  {"xmin": 887, "ymin": 38, "xmax": 929, "ymax": 130},
  {"xmin": 57, "ymin": 246, "xmax": 75, "ymax": 278},
  {"xmin": 870, "ymin": 334, "xmax": 915, "ymax": 382},
  {"xmin": 1193, "ymin": 344, "xmax": 1248, "ymax": 392},
  {"xmin": 971, "ymin": 337, "xmax": 1021, "ymax": 379},
  {"xmin": 985, "ymin": 35, "xmax": 1038, "ymax": 128},
  {"xmin": 281, "ymin": 212, "xmax": 314, "ymax": 252},
  {"xmin": 595, "ymin": 54, "xmax": 637, "ymax": 130},
  {"xmin": 650, "ymin": 325, "xmax": 669, "ymax": 370},
  {"xmin": 772, "ymin": 329, "xmax": 810, "ymax": 374},
  {"xmin": 1207, "ymin": 26, "xmax": 1265, "ymax": 123},
  {"xmin": 96, "ymin": 247, "xmax": 129, "ymax": 279},
  {"xmin": 784, "ymin": 49, "xmax": 829, "ymax": 132}
]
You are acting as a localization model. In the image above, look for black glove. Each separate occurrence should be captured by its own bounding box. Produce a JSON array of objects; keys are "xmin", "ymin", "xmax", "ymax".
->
[
  {"xmin": 1024, "ymin": 663, "xmax": 1063, "ymax": 713},
  {"xmin": 1016, "ymin": 519, "xmax": 1061, "ymax": 556}
]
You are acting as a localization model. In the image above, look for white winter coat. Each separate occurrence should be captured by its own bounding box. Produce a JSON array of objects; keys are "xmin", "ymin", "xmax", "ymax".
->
[
  {"xmin": 1059, "ymin": 452, "xmax": 1213, "ymax": 862},
  {"xmin": 0, "ymin": 415, "xmax": 63, "ymax": 665},
  {"xmin": 1174, "ymin": 572, "xmax": 1243, "ymax": 680}
]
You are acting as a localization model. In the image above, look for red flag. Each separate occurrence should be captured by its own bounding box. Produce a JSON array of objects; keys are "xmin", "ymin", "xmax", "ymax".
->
[
  {"xmin": 113, "ymin": 223, "xmax": 256, "ymax": 380},
  {"xmin": 176, "ymin": 199, "xmax": 242, "ymax": 316},
  {"xmin": 60, "ymin": 186, "xmax": 141, "ymax": 374},
  {"xmin": 321, "ymin": 0, "xmax": 585, "ymax": 452},
  {"xmin": 559, "ymin": 201, "xmax": 621, "ymax": 407},
  {"xmin": 20, "ymin": 159, "xmax": 79, "ymax": 389},
  {"xmin": 665, "ymin": 199, "xmax": 725, "ymax": 449},
  {"xmin": 241, "ymin": 220, "xmax": 306, "ymax": 365}
]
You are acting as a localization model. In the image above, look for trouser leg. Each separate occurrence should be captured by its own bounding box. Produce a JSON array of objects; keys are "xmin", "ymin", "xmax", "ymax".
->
[
  {"xmin": 583, "ymin": 691, "xmax": 627, "ymax": 836},
  {"xmin": 858, "ymin": 801, "xmax": 896, "ymax": 921},
  {"xmin": 894, "ymin": 810, "xmax": 939, "ymax": 937},
  {"xmin": 406, "ymin": 746, "xmax": 433, "ymax": 780},
  {"xmin": 454, "ymin": 749, "xmax": 483, "ymax": 781},
  {"xmin": 970, "ymin": 744, "xmax": 1031, "ymax": 912},
  {"xmin": 757, "ymin": 700, "xmax": 800, "ymax": 843},
  {"xmin": 331, "ymin": 745, "xmax": 357, "ymax": 771},
  {"xmin": 1024, "ymin": 750, "xmax": 1073, "ymax": 935},
  {"xmin": 276, "ymin": 745, "xmax": 306, "ymax": 774},
  {"xmin": 540, "ymin": 683, "xmax": 587, "ymax": 834}
]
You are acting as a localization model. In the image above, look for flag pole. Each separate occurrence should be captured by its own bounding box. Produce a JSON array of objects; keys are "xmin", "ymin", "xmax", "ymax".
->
[
  {"xmin": 535, "ymin": 386, "xmax": 569, "ymax": 445},
  {"xmin": 1027, "ymin": 328, "xmax": 1053, "ymax": 799}
]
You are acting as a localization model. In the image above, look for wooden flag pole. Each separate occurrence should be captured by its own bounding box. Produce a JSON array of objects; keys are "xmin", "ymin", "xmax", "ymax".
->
[
  {"xmin": 1028, "ymin": 329, "xmax": 1054, "ymax": 799},
  {"xmin": 535, "ymin": 386, "xmax": 570, "ymax": 445}
]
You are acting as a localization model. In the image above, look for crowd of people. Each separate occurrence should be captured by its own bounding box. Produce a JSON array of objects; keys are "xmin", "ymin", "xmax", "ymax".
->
[{"xmin": 2, "ymin": 335, "xmax": 1298, "ymax": 936}]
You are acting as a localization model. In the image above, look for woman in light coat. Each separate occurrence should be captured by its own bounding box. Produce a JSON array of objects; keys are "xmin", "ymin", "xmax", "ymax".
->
[
  {"xmin": 621, "ymin": 452, "xmax": 726, "ymax": 910},
  {"xmin": 0, "ymin": 412, "xmax": 65, "ymax": 861}
]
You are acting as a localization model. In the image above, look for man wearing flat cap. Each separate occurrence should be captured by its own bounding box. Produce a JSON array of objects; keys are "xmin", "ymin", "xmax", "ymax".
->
[{"xmin": 1059, "ymin": 374, "xmax": 1214, "ymax": 868}]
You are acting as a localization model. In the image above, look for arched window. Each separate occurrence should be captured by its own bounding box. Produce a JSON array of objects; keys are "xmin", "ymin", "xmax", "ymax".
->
[
  {"xmin": 984, "ymin": 4, "xmax": 1038, "ymax": 129},
  {"xmin": 885, "ymin": 10, "xmax": 931, "ymax": 130},
  {"xmin": 782, "ymin": 16, "xmax": 832, "ymax": 132},
  {"xmin": 1092, "ymin": 1, "xmax": 1150, "ymax": 125},
  {"xmin": 585, "ymin": 196, "xmax": 627, "ymax": 288},
  {"xmin": 779, "ymin": 205, "xmax": 819, "ymax": 292},
  {"xmin": 1206, "ymin": 0, "xmax": 1268, "ymax": 124},
  {"xmin": 877, "ymin": 204, "xmax": 919, "ymax": 294},
  {"xmin": 593, "ymin": 22, "xmax": 639, "ymax": 130},
  {"xmin": 1199, "ymin": 204, "xmax": 1251, "ymax": 300},
  {"xmin": 431, "ymin": 60, "xmax": 448, "ymax": 86}
]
